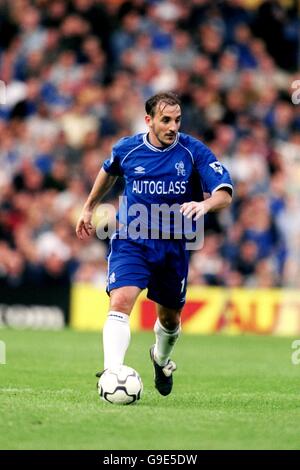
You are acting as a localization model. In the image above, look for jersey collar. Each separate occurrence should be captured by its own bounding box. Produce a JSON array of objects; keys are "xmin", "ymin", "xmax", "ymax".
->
[{"xmin": 143, "ymin": 133, "xmax": 179, "ymax": 152}]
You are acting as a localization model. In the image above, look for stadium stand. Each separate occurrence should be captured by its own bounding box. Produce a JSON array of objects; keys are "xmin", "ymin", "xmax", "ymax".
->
[{"xmin": 0, "ymin": 0, "xmax": 299, "ymax": 292}]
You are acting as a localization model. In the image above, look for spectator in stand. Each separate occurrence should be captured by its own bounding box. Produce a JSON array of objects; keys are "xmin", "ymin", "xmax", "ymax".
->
[{"xmin": 0, "ymin": 0, "xmax": 299, "ymax": 289}]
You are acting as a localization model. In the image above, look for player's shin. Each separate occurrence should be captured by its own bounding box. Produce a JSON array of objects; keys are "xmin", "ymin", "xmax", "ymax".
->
[
  {"xmin": 103, "ymin": 311, "xmax": 130, "ymax": 369},
  {"xmin": 153, "ymin": 319, "xmax": 181, "ymax": 367}
]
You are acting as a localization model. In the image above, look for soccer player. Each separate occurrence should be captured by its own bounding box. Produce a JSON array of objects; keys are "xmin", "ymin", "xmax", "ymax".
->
[{"xmin": 76, "ymin": 92, "xmax": 233, "ymax": 396}]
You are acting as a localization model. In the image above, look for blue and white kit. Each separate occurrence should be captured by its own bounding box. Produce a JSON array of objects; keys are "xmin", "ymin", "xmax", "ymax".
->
[{"xmin": 103, "ymin": 132, "xmax": 233, "ymax": 309}]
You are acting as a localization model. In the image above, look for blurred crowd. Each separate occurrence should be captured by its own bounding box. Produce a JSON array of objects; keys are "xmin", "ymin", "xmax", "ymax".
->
[{"xmin": 0, "ymin": 0, "xmax": 300, "ymax": 291}]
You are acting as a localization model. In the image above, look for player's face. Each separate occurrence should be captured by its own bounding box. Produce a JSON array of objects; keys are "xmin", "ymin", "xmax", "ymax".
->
[{"xmin": 146, "ymin": 103, "xmax": 181, "ymax": 147}]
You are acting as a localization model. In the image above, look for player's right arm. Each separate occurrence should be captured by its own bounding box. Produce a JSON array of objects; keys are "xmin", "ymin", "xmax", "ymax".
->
[
  {"xmin": 76, "ymin": 136, "xmax": 131, "ymax": 239},
  {"xmin": 76, "ymin": 168, "xmax": 117, "ymax": 239}
]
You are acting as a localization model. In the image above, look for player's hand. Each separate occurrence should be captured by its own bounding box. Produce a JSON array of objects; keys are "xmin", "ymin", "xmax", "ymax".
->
[
  {"xmin": 76, "ymin": 209, "xmax": 94, "ymax": 240},
  {"xmin": 180, "ymin": 201, "xmax": 208, "ymax": 221}
]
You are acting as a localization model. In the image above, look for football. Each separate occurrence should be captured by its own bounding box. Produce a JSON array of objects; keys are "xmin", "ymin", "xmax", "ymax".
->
[{"xmin": 97, "ymin": 365, "xmax": 143, "ymax": 405}]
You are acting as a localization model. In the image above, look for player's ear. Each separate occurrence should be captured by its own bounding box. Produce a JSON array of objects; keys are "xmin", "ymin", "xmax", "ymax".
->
[{"xmin": 145, "ymin": 114, "xmax": 152, "ymax": 127}]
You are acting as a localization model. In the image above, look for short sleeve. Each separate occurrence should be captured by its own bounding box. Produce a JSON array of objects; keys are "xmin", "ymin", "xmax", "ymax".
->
[
  {"xmin": 102, "ymin": 146, "xmax": 124, "ymax": 176},
  {"xmin": 194, "ymin": 142, "xmax": 233, "ymax": 196}
]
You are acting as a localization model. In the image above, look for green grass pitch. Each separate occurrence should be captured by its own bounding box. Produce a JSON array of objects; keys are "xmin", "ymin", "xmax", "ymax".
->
[{"xmin": 0, "ymin": 329, "xmax": 299, "ymax": 450}]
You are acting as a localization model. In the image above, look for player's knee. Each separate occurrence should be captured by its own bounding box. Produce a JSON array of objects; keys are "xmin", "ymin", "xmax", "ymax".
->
[
  {"xmin": 110, "ymin": 291, "xmax": 135, "ymax": 314},
  {"xmin": 159, "ymin": 309, "xmax": 181, "ymax": 331}
]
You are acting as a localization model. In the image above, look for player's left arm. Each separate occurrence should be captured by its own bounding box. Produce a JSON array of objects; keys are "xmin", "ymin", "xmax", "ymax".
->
[
  {"xmin": 180, "ymin": 188, "xmax": 232, "ymax": 220},
  {"xmin": 181, "ymin": 138, "xmax": 233, "ymax": 220}
]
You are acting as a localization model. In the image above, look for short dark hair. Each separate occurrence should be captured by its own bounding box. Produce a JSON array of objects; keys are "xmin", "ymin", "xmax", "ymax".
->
[{"xmin": 145, "ymin": 92, "xmax": 181, "ymax": 117}]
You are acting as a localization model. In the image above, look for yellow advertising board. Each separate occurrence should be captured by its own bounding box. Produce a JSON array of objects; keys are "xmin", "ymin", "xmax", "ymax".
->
[{"xmin": 70, "ymin": 284, "xmax": 300, "ymax": 336}]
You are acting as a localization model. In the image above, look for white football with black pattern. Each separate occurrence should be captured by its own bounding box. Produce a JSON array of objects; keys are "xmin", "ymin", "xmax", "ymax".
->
[{"xmin": 97, "ymin": 365, "xmax": 143, "ymax": 405}]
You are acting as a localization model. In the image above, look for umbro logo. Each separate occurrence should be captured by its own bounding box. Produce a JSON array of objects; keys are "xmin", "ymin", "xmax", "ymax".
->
[
  {"xmin": 134, "ymin": 166, "xmax": 145, "ymax": 174},
  {"xmin": 209, "ymin": 161, "xmax": 223, "ymax": 175}
]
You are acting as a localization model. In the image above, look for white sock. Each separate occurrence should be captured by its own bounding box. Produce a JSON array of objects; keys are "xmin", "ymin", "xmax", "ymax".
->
[
  {"xmin": 154, "ymin": 319, "xmax": 181, "ymax": 367},
  {"xmin": 103, "ymin": 311, "xmax": 130, "ymax": 370}
]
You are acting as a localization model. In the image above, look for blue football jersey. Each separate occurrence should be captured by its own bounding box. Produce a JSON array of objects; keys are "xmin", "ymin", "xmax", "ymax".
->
[{"xmin": 102, "ymin": 132, "xmax": 233, "ymax": 236}]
